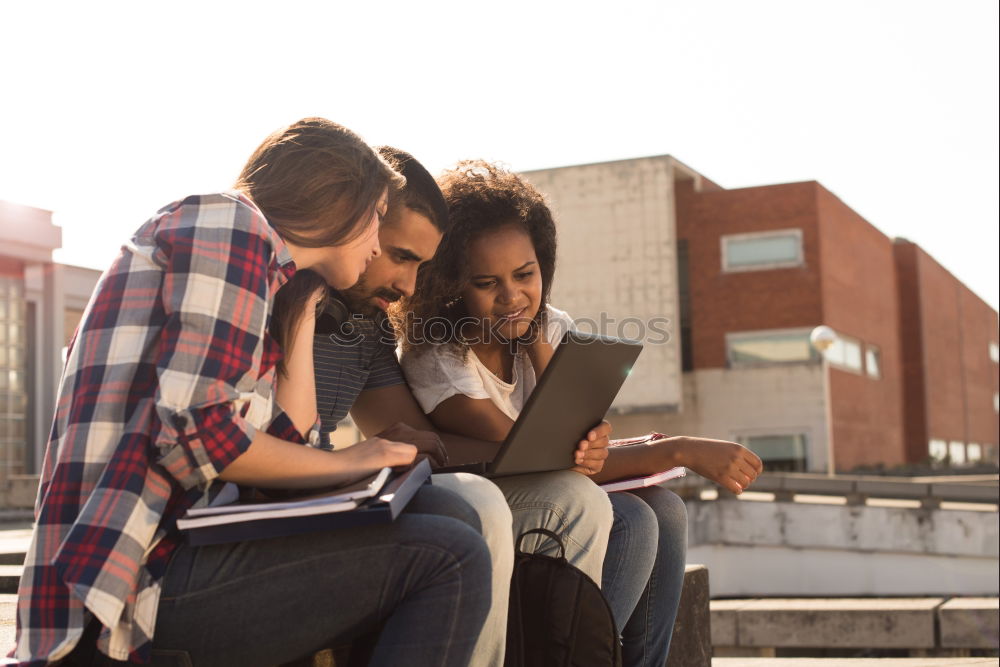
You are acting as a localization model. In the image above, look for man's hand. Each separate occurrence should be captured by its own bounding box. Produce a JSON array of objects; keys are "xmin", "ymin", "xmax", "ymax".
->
[
  {"xmin": 376, "ymin": 421, "xmax": 449, "ymax": 468},
  {"xmin": 672, "ymin": 436, "xmax": 763, "ymax": 494},
  {"xmin": 571, "ymin": 420, "xmax": 612, "ymax": 475}
]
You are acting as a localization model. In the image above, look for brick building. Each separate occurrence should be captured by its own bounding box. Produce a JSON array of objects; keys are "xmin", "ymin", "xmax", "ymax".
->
[
  {"xmin": 523, "ymin": 157, "xmax": 998, "ymax": 472},
  {"xmin": 894, "ymin": 240, "xmax": 1000, "ymax": 466}
]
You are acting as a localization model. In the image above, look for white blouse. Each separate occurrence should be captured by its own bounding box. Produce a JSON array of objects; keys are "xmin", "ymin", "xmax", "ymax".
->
[{"xmin": 401, "ymin": 305, "xmax": 575, "ymax": 420}]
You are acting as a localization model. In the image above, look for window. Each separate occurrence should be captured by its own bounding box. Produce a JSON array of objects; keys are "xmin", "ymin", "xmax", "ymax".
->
[
  {"xmin": 0, "ymin": 276, "xmax": 28, "ymax": 480},
  {"xmin": 967, "ymin": 443, "xmax": 982, "ymax": 462},
  {"xmin": 727, "ymin": 329, "xmax": 818, "ymax": 366},
  {"xmin": 990, "ymin": 342, "xmax": 999, "ymax": 364},
  {"xmin": 824, "ymin": 334, "xmax": 863, "ymax": 373},
  {"xmin": 865, "ymin": 344, "xmax": 881, "ymax": 379},
  {"xmin": 929, "ymin": 439, "xmax": 948, "ymax": 462},
  {"xmin": 722, "ymin": 229, "xmax": 804, "ymax": 272},
  {"xmin": 949, "ymin": 441, "xmax": 966, "ymax": 465},
  {"xmin": 739, "ymin": 434, "xmax": 807, "ymax": 472}
]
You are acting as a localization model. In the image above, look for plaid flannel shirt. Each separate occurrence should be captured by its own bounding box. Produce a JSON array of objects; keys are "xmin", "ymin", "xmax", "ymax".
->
[{"xmin": 9, "ymin": 192, "xmax": 320, "ymax": 665}]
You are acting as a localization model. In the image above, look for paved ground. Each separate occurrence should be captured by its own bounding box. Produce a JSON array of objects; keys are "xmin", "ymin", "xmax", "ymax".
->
[
  {"xmin": 1, "ymin": 593, "xmax": 13, "ymax": 656},
  {"xmin": 713, "ymin": 661, "xmax": 999, "ymax": 666}
]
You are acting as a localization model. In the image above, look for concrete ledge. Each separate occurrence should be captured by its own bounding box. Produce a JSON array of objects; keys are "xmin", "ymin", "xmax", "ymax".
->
[
  {"xmin": 940, "ymin": 597, "xmax": 1000, "ymax": 649},
  {"xmin": 712, "ymin": 598, "xmax": 942, "ymax": 649},
  {"xmin": 0, "ymin": 529, "xmax": 30, "ymax": 567},
  {"xmin": 711, "ymin": 598, "xmax": 754, "ymax": 646},
  {"xmin": 666, "ymin": 564, "xmax": 711, "ymax": 667},
  {"xmin": 0, "ymin": 566, "xmax": 21, "ymax": 595}
]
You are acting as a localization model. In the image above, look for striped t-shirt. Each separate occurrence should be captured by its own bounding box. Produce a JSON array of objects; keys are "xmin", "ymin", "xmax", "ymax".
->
[{"xmin": 313, "ymin": 312, "xmax": 405, "ymax": 435}]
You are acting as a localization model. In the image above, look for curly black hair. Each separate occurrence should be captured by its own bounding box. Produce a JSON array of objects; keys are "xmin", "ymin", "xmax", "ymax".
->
[{"xmin": 397, "ymin": 160, "xmax": 557, "ymax": 351}]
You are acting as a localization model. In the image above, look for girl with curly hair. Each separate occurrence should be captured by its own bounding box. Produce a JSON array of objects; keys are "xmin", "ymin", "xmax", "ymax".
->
[{"xmin": 398, "ymin": 160, "xmax": 763, "ymax": 666}]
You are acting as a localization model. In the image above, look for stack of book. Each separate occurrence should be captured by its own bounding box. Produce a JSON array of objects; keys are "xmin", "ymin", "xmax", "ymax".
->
[{"xmin": 178, "ymin": 459, "xmax": 431, "ymax": 545}]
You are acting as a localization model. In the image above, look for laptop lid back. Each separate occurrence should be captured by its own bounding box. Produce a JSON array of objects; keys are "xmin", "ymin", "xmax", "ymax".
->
[{"xmin": 488, "ymin": 330, "xmax": 643, "ymax": 477}]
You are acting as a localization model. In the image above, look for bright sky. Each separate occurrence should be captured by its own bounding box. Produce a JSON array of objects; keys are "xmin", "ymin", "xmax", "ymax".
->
[{"xmin": 2, "ymin": 1, "xmax": 998, "ymax": 309}]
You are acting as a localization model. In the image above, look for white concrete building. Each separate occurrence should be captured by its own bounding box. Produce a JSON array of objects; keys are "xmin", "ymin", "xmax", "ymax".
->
[
  {"xmin": 522, "ymin": 156, "xmax": 702, "ymax": 417},
  {"xmin": 0, "ymin": 201, "xmax": 101, "ymax": 487}
]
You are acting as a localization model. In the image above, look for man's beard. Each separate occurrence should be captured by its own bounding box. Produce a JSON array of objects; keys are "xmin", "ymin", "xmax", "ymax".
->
[{"xmin": 341, "ymin": 277, "xmax": 403, "ymax": 318}]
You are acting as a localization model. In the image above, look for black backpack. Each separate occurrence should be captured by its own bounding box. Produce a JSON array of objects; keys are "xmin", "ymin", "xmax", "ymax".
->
[{"xmin": 505, "ymin": 528, "xmax": 622, "ymax": 667}]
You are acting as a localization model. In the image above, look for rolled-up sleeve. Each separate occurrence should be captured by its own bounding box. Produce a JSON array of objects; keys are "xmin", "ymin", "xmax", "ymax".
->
[
  {"xmin": 150, "ymin": 196, "xmax": 275, "ymax": 490},
  {"xmin": 266, "ymin": 406, "xmax": 323, "ymax": 448}
]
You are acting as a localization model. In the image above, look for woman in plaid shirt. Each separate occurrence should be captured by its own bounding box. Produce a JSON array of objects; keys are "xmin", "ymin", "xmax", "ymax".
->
[{"xmin": 11, "ymin": 118, "xmax": 491, "ymax": 666}]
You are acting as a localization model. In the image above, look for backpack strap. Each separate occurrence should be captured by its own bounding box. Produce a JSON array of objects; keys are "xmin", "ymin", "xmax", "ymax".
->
[{"xmin": 514, "ymin": 528, "xmax": 566, "ymax": 560}]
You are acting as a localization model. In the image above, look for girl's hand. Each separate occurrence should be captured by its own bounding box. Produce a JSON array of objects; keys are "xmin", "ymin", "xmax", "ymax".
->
[
  {"xmin": 571, "ymin": 420, "xmax": 612, "ymax": 475},
  {"xmin": 342, "ymin": 436, "xmax": 418, "ymax": 472},
  {"xmin": 376, "ymin": 421, "xmax": 449, "ymax": 468},
  {"xmin": 671, "ymin": 436, "xmax": 763, "ymax": 495}
]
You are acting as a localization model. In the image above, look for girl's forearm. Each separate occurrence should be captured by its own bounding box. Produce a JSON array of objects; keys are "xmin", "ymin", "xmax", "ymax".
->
[
  {"xmin": 587, "ymin": 437, "xmax": 686, "ymax": 484},
  {"xmin": 220, "ymin": 431, "xmax": 371, "ymax": 488}
]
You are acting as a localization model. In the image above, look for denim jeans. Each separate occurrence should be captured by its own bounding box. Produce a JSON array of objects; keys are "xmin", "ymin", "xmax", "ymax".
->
[
  {"xmin": 602, "ymin": 486, "xmax": 688, "ymax": 667},
  {"xmin": 493, "ymin": 470, "xmax": 614, "ymax": 585},
  {"xmin": 430, "ymin": 473, "xmax": 514, "ymax": 667},
  {"xmin": 149, "ymin": 484, "xmax": 492, "ymax": 667},
  {"xmin": 411, "ymin": 469, "xmax": 609, "ymax": 667}
]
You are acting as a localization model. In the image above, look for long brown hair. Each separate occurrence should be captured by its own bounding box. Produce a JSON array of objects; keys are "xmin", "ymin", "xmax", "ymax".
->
[
  {"xmin": 235, "ymin": 118, "xmax": 404, "ymax": 247},
  {"xmin": 270, "ymin": 269, "xmax": 329, "ymax": 377}
]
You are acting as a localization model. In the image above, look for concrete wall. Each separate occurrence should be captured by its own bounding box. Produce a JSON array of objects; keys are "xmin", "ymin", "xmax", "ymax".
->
[
  {"xmin": 687, "ymin": 497, "xmax": 999, "ymax": 597},
  {"xmin": 522, "ymin": 157, "xmax": 683, "ymax": 412}
]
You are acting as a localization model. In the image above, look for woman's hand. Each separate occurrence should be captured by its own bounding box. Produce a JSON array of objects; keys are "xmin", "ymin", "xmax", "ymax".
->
[
  {"xmin": 341, "ymin": 435, "xmax": 419, "ymax": 472},
  {"xmin": 670, "ymin": 436, "xmax": 763, "ymax": 495},
  {"xmin": 376, "ymin": 421, "xmax": 449, "ymax": 468}
]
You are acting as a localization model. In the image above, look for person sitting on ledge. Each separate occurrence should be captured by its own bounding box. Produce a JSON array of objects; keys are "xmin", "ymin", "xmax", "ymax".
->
[
  {"xmin": 308, "ymin": 145, "xmax": 616, "ymax": 667},
  {"xmin": 10, "ymin": 118, "xmax": 491, "ymax": 667},
  {"xmin": 396, "ymin": 160, "xmax": 764, "ymax": 667}
]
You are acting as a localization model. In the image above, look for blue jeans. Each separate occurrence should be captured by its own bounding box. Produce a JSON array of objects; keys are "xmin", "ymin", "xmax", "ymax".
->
[
  {"xmin": 431, "ymin": 473, "xmax": 514, "ymax": 667},
  {"xmin": 150, "ymin": 484, "xmax": 492, "ymax": 667},
  {"xmin": 602, "ymin": 487, "xmax": 688, "ymax": 667}
]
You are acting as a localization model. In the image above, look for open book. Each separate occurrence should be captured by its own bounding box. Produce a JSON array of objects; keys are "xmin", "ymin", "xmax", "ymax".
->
[
  {"xmin": 599, "ymin": 432, "xmax": 687, "ymax": 493},
  {"xmin": 177, "ymin": 459, "xmax": 431, "ymax": 545}
]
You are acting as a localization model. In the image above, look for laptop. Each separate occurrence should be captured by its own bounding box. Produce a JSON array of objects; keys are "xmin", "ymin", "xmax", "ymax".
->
[{"xmin": 436, "ymin": 330, "xmax": 643, "ymax": 478}]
